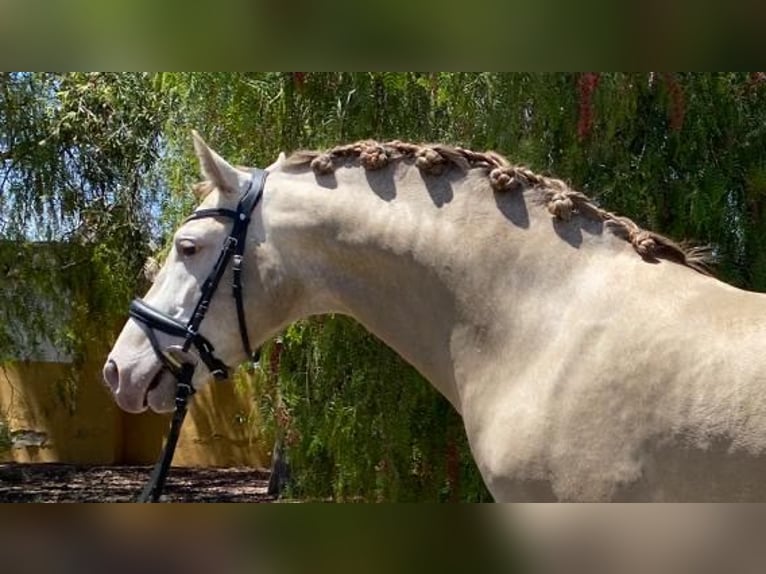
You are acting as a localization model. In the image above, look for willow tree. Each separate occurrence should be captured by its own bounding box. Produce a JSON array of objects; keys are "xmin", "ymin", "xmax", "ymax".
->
[
  {"xmin": 0, "ymin": 72, "xmax": 167, "ymax": 364},
  {"xmin": 153, "ymin": 73, "xmax": 766, "ymax": 500}
]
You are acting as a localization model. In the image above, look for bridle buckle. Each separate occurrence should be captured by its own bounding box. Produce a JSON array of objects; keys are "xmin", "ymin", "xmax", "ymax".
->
[{"xmin": 225, "ymin": 236, "xmax": 238, "ymax": 251}]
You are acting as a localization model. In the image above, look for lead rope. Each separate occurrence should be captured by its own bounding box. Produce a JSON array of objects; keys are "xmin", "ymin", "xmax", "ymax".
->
[{"xmin": 136, "ymin": 364, "xmax": 194, "ymax": 503}]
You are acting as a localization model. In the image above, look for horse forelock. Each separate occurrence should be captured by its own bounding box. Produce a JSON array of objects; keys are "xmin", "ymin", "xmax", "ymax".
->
[
  {"xmin": 281, "ymin": 140, "xmax": 714, "ymax": 276},
  {"xmin": 192, "ymin": 181, "xmax": 215, "ymax": 200}
]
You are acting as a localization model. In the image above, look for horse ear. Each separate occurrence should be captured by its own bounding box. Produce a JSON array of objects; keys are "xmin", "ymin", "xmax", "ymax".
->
[
  {"xmin": 191, "ymin": 130, "xmax": 241, "ymax": 195},
  {"xmin": 266, "ymin": 151, "xmax": 287, "ymax": 172}
]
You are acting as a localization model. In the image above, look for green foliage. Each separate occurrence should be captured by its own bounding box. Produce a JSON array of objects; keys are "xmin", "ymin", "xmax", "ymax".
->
[
  {"xmin": 0, "ymin": 72, "xmax": 168, "ymax": 364},
  {"xmin": 253, "ymin": 319, "xmax": 491, "ymax": 502}
]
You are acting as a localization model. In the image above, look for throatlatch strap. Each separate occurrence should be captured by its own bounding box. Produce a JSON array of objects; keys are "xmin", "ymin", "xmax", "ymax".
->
[{"xmin": 232, "ymin": 169, "xmax": 267, "ymax": 364}]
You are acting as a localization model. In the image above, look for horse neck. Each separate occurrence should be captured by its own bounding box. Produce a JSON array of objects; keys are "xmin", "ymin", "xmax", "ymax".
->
[{"xmin": 264, "ymin": 164, "xmax": 599, "ymax": 409}]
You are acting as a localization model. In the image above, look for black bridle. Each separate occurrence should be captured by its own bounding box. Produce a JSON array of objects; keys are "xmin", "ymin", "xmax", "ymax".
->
[{"xmin": 129, "ymin": 169, "xmax": 267, "ymax": 502}]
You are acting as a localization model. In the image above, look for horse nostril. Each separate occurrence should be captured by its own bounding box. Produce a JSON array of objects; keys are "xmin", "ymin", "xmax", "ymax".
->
[{"xmin": 103, "ymin": 359, "xmax": 119, "ymax": 392}]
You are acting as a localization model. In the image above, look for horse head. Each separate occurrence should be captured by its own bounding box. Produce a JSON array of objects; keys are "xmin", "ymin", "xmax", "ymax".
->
[{"xmin": 103, "ymin": 133, "xmax": 292, "ymax": 413}]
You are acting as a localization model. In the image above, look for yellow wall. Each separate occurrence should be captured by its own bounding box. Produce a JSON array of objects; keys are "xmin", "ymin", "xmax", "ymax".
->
[{"xmin": 0, "ymin": 357, "xmax": 270, "ymax": 469}]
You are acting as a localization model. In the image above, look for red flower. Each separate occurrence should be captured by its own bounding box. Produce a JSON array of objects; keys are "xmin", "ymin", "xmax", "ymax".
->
[
  {"xmin": 445, "ymin": 438, "xmax": 460, "ymax": 502},
  {"xmin": 748, "ymin": 72, "xmax": 766, "ymax": 91},
  {"xmin": 577, "ymin": 72, "xmax": 601, "ymax": 140},
  {"xmin": 269, "ymin": 340, "xmax": 284, "ymax": 376},
  {"xmin": 292, "ymin": 72, "xmax": 306, "ymax": 91},
  {"xmin": 661, "ymin": 73, "xmax": 685, "ymax": 132}
]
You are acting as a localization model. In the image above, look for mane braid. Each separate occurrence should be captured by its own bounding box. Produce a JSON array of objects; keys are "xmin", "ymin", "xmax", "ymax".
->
[{"xmin": 284, "ymin": 140, "xmax": 714, "ymax": 276}]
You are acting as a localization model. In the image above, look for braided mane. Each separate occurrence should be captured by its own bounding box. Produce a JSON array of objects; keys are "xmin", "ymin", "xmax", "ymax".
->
[{"xmin": 283, "ymin": 140, "xmax": 713, "ymax": 276}]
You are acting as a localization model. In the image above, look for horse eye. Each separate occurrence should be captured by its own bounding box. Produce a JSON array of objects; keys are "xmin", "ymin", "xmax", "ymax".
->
[{"xmin": 177, "ymin": 239, "xmax": 198, "ymax": 257}]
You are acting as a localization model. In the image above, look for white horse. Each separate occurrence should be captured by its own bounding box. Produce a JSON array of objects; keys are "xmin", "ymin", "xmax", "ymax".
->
[{"xmin": 104, "ymin": 133, "xmax": 766, "ymax": 501}]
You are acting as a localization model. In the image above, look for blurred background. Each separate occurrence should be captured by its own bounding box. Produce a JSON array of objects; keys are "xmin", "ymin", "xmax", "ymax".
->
[{"xmin": 2, "ymin": 504, "xmax": 766, "ymax": 573}]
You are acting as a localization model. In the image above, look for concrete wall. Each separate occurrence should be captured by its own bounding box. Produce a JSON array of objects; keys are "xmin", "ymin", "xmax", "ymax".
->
[{"xmin": 0, "ymin": 355, "xmax": 270, "ymax": 469}]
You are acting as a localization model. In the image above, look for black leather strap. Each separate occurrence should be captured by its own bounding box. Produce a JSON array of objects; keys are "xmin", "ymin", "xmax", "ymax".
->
[
  {"xmin": 136, "ymin": 364, "xmax": 194, "ymax": 503},
  {"xmin": 230, "ymin": 170, "xmax": 267, "ymax": 363},
  {"xmin": 130, "ymin": 298, "xmax": 228, "ymax": 379},
  {"xmin": 129, "ymin": 299, "xmax": 188, "ymax": 338},
  {"xmin": 184, "ymin": 208, "xmax": 238, "ymax": 223}
]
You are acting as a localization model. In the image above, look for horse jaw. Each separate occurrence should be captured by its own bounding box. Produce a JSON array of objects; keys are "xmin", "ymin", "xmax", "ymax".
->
[{"xmin": 146, "ymin": 370, "xmax": 177, "ymax": 413}]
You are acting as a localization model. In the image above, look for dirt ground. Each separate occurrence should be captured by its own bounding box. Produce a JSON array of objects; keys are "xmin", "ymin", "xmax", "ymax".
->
[{"xmin": 0, "ymin": 463, "xmax": 275, "ymax": 503}]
